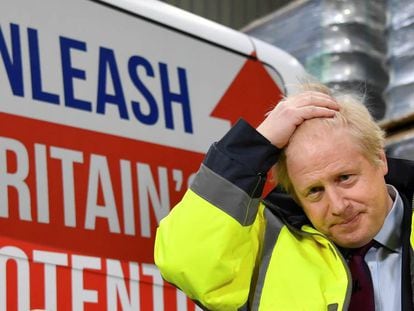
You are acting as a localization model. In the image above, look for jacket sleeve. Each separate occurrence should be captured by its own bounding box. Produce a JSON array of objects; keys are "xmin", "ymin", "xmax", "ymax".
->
[{"xmin": 154, "ymin": 119, "xmax": 280, "ymax": 310}]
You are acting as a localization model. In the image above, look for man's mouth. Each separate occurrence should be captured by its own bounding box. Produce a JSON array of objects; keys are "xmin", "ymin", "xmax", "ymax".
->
[
  {"xmin": 342, "ymin": 213, "xmax": 360, "ymax": 224},
  {"xmin": 332, "ymin": 213, "xmax": 361, "ymax": 228}
]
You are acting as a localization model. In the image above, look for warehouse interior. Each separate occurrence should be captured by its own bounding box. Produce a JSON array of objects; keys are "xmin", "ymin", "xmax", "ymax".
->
[{"xmin": 160, "ymin": 0, "xmax": 414, "ymax": 161}]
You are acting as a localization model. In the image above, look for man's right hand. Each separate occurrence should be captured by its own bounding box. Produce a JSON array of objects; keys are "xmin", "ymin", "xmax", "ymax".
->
[{"xmin": 256, "ymin": 91, "xmax": 340, "ymax": 148}]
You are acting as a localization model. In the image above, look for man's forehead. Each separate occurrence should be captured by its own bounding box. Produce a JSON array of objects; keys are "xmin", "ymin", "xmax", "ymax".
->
[
  {"xmin": 285, "ymin": 125, "xmax": 358, "ymax": 178},
  {"xmin": 287, "ymin": 119, "xmax": 347, "ymax": 152}
]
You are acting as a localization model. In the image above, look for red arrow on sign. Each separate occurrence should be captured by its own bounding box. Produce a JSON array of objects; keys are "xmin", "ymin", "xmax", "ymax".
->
[
  {"xmin": 210, "ymin": 55, "xmax": 284, "ymax": 195},
  {"xmin": 210, "ymin": 55, "xmax": 284, "ymax": 128}
]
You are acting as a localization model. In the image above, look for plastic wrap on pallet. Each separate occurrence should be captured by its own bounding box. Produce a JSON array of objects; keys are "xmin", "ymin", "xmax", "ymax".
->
[
  {"xmin": 387, "ymin": 0, "xmax": 414, "ymax": 30},
  {"xmin": 306, "ymin": 52, "xmax": 388, "ymax": 88},
  {"xmin": 387, "ymin": 21, "xmax": 414, "ymax": 59},
  {"xmin": 321, "ymin": 0, "xmax": 386, "ymax": 29},
  {"xmin": 384, "ymin": 0, "xmax": 414, "ymax": 120},
  {"xmin": 243, "ymin": 0, "xmax": 388, "ymax": 120},
  {"xmin": 391, "ymin": 54, "xmax": 414, "ymax": 87},
  {"xmin": 384, "ymin": 82, "xmax": 414, "ymax": 119}
]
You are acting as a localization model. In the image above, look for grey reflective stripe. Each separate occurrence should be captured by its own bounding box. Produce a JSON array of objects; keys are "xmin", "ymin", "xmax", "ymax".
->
[
  {"xmin": 411, "ymin": 195, "xmax": 414, "ymax": 209},
  {"xmin": 190, "ymin": 164, "xmax": 260, "ymax": 226},
  {"xmin": 339, "ymin": 252, "xmax": 352, "ymax": 311},
  {"xmin": 411, "ymin": 197, "xmax": 414, "ymax": 308},
  {"xmin": 410, "ymin": 195, "xmax": 414, "ymax": 305},
  {"xmin": 250, "ymin": 208, "xmax": 285, "ymax": 310},
  {"xmin": 411, "ymin": 247, "xmax": 414, "ymax": 311},
  {"xmin": 327, "ymin": 303, "xmax": 338, "ymax": 311}
]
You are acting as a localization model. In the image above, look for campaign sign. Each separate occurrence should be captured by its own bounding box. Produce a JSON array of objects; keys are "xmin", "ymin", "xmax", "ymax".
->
[{"xmin": 0, "ymin": 0, "xmax": 301, "ymax": 309}]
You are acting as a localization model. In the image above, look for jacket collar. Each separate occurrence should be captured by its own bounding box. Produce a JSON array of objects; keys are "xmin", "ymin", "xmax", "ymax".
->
[{"xmin": 385, "ymin": 157, "xmax": 414, "ymax": 204}]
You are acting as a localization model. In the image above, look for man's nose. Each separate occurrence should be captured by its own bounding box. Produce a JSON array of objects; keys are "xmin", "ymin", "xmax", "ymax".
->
[{"xmin": 326, "ymin": 187, "xmax": 349, "ymax": 215}]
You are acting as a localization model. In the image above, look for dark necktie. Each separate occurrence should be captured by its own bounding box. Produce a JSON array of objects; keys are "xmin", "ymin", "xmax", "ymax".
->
[{"xmin": 348, "ymin": 241, "xmax": 375, "ymax": 311}]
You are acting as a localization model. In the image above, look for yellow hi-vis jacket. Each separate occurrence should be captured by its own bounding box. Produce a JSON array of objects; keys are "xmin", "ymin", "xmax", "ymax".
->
[{"xmin": 154, "ymin": 119, "xmax": 414, "ymax": 311}]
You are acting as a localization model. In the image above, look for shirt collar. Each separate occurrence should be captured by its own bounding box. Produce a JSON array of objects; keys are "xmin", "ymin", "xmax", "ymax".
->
[{"xmin": 373, "ymin": 184, "xmax": 403, "ymax": 252}]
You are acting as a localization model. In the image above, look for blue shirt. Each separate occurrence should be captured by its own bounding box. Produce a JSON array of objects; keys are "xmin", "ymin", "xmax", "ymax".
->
[{"xmin": 365, "ymin": 185, "xmax": 403, "ymax": 311}]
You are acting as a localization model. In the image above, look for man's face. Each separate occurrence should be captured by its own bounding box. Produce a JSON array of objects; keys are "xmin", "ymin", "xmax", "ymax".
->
[{"xmin": 286, "ymin": 126, "xmax": 391, "ymax": 248}]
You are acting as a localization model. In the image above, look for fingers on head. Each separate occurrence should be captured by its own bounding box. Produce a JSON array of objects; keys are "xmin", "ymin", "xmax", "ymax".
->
[{"xmin": 302, "ymin": 105, "xmax": 338, "ymax": 120}]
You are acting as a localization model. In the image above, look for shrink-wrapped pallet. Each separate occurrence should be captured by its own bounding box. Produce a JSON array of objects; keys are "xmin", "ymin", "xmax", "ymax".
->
[{"xmin": 243, "ymin": 0, "xmax": 388, "ymax": 120}]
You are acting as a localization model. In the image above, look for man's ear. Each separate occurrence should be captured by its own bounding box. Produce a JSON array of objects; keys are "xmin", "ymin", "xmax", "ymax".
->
[
  {"xmin": 379, "ymin": 150, "xmax": 388, "ymax": 176},
  {"xmin": 269, "ymin": 165, "xmax": 278, "ymax": 186}
]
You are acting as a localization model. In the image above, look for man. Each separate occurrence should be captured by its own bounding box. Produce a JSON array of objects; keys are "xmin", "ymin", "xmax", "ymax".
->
[{"xmin": 154, "ymin": 83, "xmax": 414, "ymax": 310}]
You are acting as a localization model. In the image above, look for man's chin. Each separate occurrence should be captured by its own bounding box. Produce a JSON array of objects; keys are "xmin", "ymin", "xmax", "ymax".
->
[
  {"xmin": 328, "ymin": 228, "xmax": 368, "ymax": 248},
  {"xmin": 331, "ymin": 235, "xmax": 372, "ymax": 249}
]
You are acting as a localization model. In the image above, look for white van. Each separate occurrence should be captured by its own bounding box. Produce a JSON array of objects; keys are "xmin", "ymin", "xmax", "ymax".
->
[{"xmin": 0, "ymin": 0, "xmax": 305, "ymax": 309}]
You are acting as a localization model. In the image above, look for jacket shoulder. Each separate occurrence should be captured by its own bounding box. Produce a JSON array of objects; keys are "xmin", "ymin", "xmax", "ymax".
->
[{"xmin": 386, "ymin": 157, "xmax": 414, "ymax": 198}]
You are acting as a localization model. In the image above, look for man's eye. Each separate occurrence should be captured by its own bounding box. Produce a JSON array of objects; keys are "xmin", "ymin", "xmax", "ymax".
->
[
  {"xmin": 307, "ymin": 186, "xmax": 323, "ymax": 196},
  {"xmin": 338, "ymin": 174, "xmax": 352, "ymax": 182}
]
